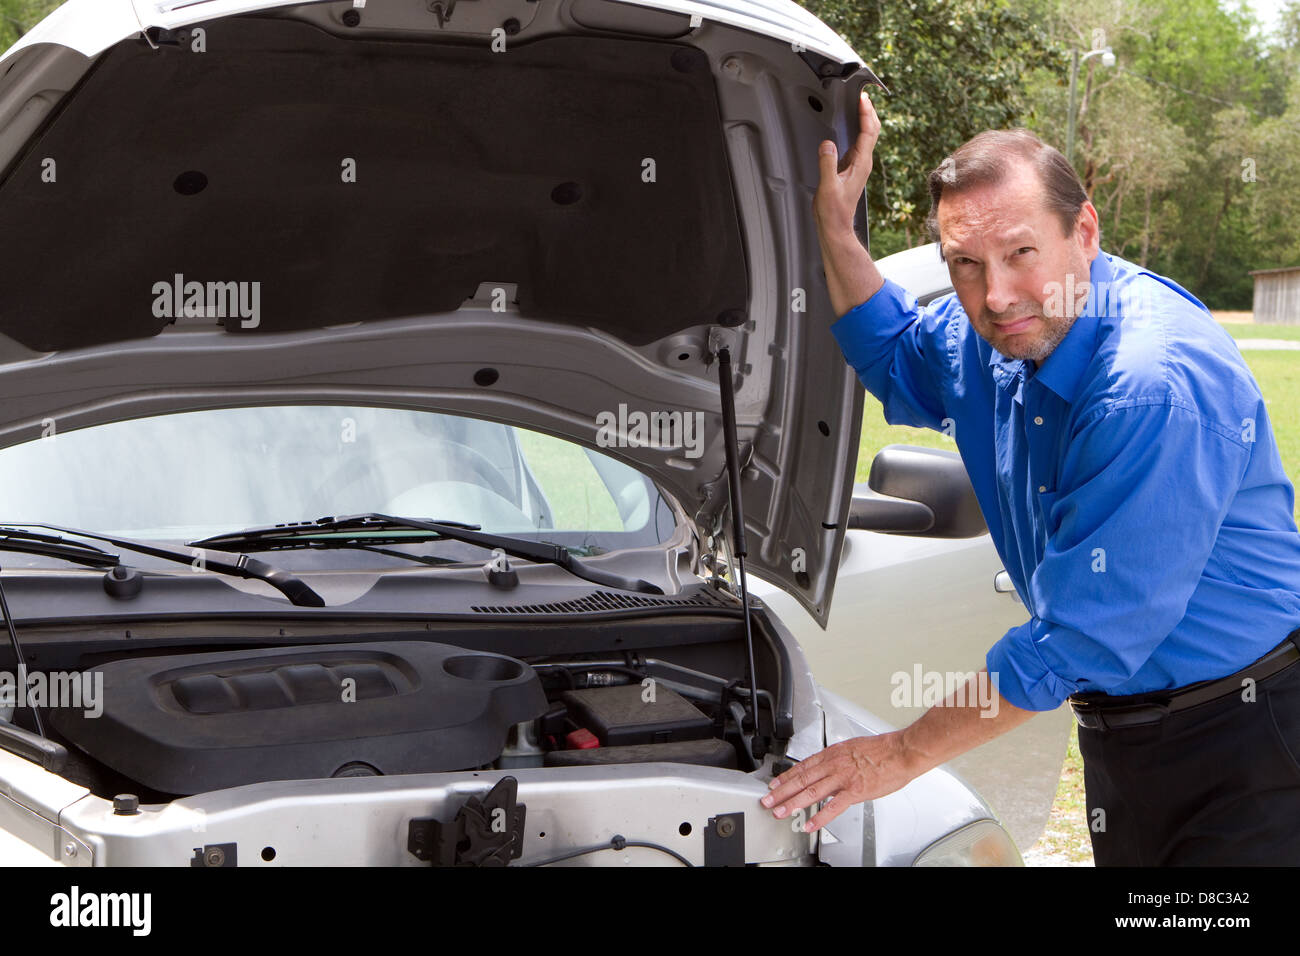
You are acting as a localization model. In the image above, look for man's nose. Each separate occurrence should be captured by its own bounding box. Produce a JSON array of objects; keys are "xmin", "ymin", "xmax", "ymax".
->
[{"xmin": 984, "ymin": 262, "xmax": 1017, "ymax": 315}]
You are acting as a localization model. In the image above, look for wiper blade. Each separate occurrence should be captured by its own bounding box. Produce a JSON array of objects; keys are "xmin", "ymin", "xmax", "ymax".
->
[
  {"xmin": 192, "ymin": 524, "xmax": 459, "ymax": 568},
  {"xmin": 371, "ymin": 514, "xmax": 664, "ymax": 595},
  {"xmin": 193, "ymin": 514, "xmax": 665, "ymax": 595},
  {"xmin": 0, "ymin": 524, "xmax": 325, "ymax": 608},
  {"xmin": 0, "ymin": 528, "xmax": 121, "ymax": 568},
  {"xmin": 190, "ymin": 514, "xmax": 482, "ymax": 550}
]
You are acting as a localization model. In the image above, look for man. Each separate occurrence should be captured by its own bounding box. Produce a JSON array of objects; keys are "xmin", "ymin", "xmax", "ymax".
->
[{"xmin": 760, "ymin": 91, "xmax": 1300, "ymax": 865}]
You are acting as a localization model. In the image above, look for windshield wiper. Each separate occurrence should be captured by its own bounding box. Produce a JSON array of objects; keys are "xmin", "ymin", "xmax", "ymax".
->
[
  {"xmin": 0, "ymin": 524, "xmax": 325, "ymax": 607},
  {"xmin": 190, "ymin": 514, "xmax": 482, "ymax": 548},
  {"xmin": 182, "ymin": 517, "xmax": 462, "ymax": 568},
  {"xmin": 191, "ymin": 513, "xmax": 666, "ymax": 595},
  {"xmin": 0, "ymin": 528, "xmax": 121, "ymax": 568}
]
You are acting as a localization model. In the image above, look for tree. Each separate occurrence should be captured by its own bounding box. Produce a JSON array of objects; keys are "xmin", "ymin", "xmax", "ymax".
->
[
  {"xmin": 798, "ymin": 0, "xmax": 1060, "ymax": 254},
  {"xmin": 0, "ymin": 0, "xmax": 61, "ymax": 54},
  {"xmin": 1018, "ymin": 0, "xmax": 1297, "ymax": 307},
  {"xmin": 1087, "ymin": 75, "xmax": 1190, "ymax": 267}
]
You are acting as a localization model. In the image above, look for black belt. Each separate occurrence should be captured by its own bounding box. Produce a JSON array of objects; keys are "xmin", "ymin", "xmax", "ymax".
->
[{"xmin": 1068, "ymin": 627, "xmax": 1300, "ymax": 731}]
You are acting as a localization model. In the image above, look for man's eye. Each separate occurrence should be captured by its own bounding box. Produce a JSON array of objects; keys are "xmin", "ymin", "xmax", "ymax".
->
[{"xmin": 1014, "ymin": 247, "xmax": 1035, "ymax": 256}]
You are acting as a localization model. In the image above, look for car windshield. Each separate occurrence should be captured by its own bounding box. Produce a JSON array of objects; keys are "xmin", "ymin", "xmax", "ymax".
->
[{"xmin": 0, "ymin": 405, "xmax": 676, "ymax": 565}]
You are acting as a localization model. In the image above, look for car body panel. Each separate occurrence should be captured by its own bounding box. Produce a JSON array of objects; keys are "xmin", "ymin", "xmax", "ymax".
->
[
  {"xmin": 1, "ymin": 0, "xmax": 862, "ymax": 64},
  {"xmin": 0, "ymin": 3, "xmax": 1026, "ymax": 867},
  {"xmin": 0, "ymin": 0, "xmax": 884, "ymax": 624}
]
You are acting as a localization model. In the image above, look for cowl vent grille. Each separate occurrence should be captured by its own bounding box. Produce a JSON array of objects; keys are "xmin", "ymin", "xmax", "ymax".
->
[{"xmin": 470, "ymin": 588, "xmax": 735, "ymax": 615}]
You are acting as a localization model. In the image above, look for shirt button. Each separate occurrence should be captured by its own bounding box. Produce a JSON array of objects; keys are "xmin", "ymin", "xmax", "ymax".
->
[
  {"xmin": 1038, "ymin": 485, "xmax": 1047, "ymax": 493},
  {"xmin": 1033, "ymin": 416, "xmax": 1044, "ymax": 425}
]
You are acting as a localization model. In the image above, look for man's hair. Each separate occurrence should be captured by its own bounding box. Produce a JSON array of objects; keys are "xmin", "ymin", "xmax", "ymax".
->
[{"xmin": 924, "ymin": 129, "xmax": 1089, "ymax": 257}]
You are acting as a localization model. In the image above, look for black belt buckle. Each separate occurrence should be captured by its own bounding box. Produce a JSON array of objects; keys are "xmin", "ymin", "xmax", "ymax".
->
[
  {"xmin": 1067, "ymin": 700, "xmax": 1103, "ymax": 730},
  {"xmin": 1068, "ymin": 697, "xmax": 1168, "ymax": 731}
]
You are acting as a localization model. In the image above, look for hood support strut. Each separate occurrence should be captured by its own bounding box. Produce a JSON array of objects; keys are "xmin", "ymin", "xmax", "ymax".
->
[
  {"xmin": 716, "ymin": 345, "xmax": 766, "ymax": 761},
  {"xmin": 0, "ymin": 566, "xmax": 69, "ymax": 771}
]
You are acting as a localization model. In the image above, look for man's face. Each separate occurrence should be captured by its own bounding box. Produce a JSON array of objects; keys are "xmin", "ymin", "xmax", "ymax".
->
[{"xmin": 937, "ymin": 159, "xmax": 1099, "ymax": 366}]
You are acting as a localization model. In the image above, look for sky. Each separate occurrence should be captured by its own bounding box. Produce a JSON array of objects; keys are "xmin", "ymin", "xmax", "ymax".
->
[{"xmin": 1244, "ymin": 0, "xmax": 1290, "ymax": 35}]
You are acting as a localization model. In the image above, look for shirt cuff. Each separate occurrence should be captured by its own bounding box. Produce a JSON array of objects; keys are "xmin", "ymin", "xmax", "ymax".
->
[
  {"xmin": 828, "ymin": 279, "xmax": 917, "ymax": 369},
  {"xmin": 986, "ymin": 619, "xmax": 1082, "ymax": 711}
]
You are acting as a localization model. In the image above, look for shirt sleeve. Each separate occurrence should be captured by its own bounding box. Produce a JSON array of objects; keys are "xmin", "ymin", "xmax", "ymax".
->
[
  {"xmin": 986, "ymin": 399, "xmax": 1251, "ymax": 711},
  {"xmin": 829, "ymin": 279, "xmax": 953, "ymax": 432}
]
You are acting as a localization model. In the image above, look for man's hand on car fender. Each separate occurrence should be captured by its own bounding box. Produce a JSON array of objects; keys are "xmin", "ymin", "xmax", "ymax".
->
[
  {"xmin": 760, "ymin": 670, "xmax": 1039, "ymax": 832},
  {"xmin": 760, "ymin": 731, "xmax": 913, "ymax": 833}
]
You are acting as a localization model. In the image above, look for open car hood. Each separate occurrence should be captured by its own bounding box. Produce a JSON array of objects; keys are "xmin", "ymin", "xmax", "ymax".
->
[{"xmin": 0, "ymin": 0, "xmax": 875, "ymax": 626}]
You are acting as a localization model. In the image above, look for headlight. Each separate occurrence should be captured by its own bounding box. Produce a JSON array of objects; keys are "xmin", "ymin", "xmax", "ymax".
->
[{"xmin": 912, "ymin": 819, "xmax": 1023, "ymax": 867}]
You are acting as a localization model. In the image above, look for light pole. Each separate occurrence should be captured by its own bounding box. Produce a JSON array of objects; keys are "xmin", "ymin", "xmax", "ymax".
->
[{"xmin": 1066, "ymin": 46, "xmax": 1115, "ymax": 166}]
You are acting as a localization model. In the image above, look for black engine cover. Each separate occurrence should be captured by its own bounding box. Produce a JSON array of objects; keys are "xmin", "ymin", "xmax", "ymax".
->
[{"xmin": 49, "ymin": 642, "xmax": 547, "ymax": 795}]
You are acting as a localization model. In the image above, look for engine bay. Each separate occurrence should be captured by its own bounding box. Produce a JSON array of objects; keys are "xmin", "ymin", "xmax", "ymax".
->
[{"xmin": 27, "ymin": 615, "xmax": 789, "ymax": 801}]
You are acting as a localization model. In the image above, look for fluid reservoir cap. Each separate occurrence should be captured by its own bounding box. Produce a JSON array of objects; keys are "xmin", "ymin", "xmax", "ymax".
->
[
  {"xmin": 565, "ymin": 728, "xmax": 600, "ymax": 750},
  {"xmin": 112, "ymin": 793, "xmax": 141, "ymax": 815}
]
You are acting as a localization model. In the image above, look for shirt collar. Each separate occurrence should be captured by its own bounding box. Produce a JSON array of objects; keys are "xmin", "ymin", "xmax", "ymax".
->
[{"xmin": 987, "ymin": 252, "xmax": 1111, "ymax": 403}]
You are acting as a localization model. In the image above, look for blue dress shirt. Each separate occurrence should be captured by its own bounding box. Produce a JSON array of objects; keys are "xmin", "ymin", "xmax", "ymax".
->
[{"xmin": 831, "ymin": 250, "xmax": 1300, "ymax": 711}]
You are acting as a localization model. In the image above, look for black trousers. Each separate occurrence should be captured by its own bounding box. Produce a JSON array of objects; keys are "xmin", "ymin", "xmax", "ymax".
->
[{"xmin": 1079, "ymin": 652, "xmax": 1300, "ymax": 866}]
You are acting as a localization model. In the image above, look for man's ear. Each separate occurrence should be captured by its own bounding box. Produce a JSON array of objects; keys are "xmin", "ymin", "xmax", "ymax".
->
[{"xmin": 1076, "ymin": 201, "xmax": 1101, "ymax": 259}]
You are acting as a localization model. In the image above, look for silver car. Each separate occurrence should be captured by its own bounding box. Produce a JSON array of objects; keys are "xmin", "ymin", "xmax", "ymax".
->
[{"xmin": 0, "ymin": 0, "xmax": 1043, "ymax": 866}]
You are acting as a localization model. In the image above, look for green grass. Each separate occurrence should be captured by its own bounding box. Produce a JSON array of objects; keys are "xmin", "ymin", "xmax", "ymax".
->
[
  {"xmin": 855, "ymin": 415, "xmax": 955, "ymax": 484},
  {"xmin": 1224, "ymin": 323, "xmax": 1300, "ymax": 342},
  {"xmin": 1245, "ymin": 352, "xmax": 1300, "ymax": 522},
  {"xmin": 514, "ymin": 427, "xmax": 623, "ymax": 531}
]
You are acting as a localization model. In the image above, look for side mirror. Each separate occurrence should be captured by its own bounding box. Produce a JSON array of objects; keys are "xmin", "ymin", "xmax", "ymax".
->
[{"xmin": 847, "ymin": 445, "xmax": 987, "ymax": 538}]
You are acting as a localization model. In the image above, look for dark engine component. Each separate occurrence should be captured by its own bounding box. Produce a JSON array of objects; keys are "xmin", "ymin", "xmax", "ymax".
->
[
  {"xmin": 544, "ymin": 738, "xmax": 737, "ymax": 769},
  {"xmin": 561, "ymin": 683, "xmax": 713, "ymax": 746},
  {"xmin": 48, "ymin": 642, "xmax": 547, "ymax": 795},
  {"xmin": 408, "ymin": 776, "xmax": 526, "ymax": 867}
]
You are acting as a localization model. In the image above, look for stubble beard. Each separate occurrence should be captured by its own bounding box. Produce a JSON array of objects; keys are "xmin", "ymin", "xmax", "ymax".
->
[
  {"xmin": 983, "ymin": 254, "xmax": 1089, "ymax": 364},
  {"xmin": 979, "ymin": 307, "xmax": 1074, "ymax": 364}
]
